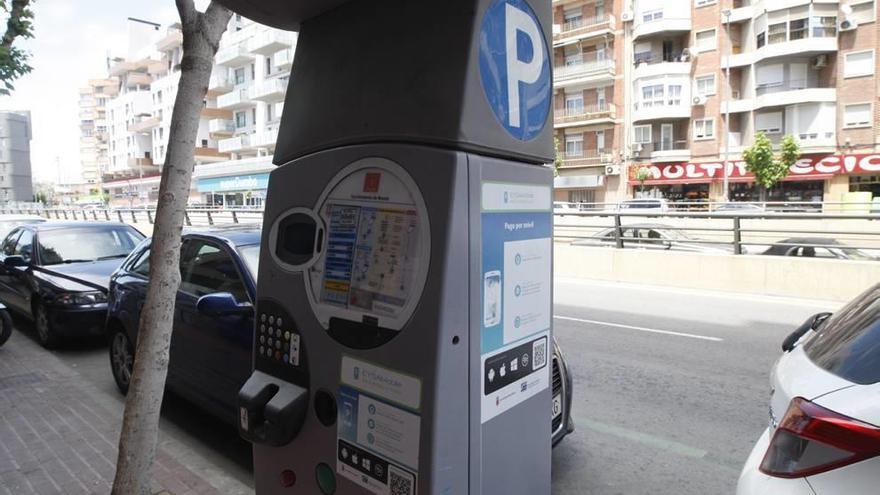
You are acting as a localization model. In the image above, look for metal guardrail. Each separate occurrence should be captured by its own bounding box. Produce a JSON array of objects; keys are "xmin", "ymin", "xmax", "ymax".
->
[
  {"xmin": 555, "ymin": 210, "xmax": 880, "ymax": 259},
  {"xmin": 554, "ymin": 201, "xmax": 880, "ymax": 213},
  {"xmin": 0, "ymin": 208, "xmax": 263, "ymax": 227}
]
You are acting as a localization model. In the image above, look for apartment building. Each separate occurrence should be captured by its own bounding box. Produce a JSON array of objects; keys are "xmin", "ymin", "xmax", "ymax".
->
[
  {"xmin": 552, "ymin": 0, "xmax": 628, "ymax": 205},
  {"xmin": 551, "ymin": 0, "xmax": 880, "ymax": 205},
  {"xmin": 77, "ymin": 78, "xmax": 118, "ymax": 189},
  {"xmin": 96, "ymin": 15, "xmax": 296, "ymax": 208},
  {"xmin": 0, "ymin": 111, "xmax": 34, "ymax": 203}
]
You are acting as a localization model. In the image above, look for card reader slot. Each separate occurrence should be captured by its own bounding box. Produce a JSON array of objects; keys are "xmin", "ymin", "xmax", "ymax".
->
[
  {"xmin": 275, "ymin": 212, "xmax": 319, "ymax": 267},
  {"xmin": 327, "ymin": 316, "xmax": 397, "ymax": 349}
]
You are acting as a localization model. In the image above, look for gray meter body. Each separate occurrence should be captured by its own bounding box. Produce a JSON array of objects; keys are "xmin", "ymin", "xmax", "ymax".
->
[{"xmin": 225, "ymin": 0, "xmax": 555, "ymax": 493}]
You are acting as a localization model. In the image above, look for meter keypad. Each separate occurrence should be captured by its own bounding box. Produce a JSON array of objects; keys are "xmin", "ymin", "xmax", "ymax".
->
[{"xmin": 253, "ymin": 299, "xmax": 308, "ymax": 385}]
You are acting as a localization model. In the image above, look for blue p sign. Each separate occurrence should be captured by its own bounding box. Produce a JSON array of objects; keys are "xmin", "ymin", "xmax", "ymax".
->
[{"xmin": 479, "ymin": 0, "xmax": 551, "ymax": 141}]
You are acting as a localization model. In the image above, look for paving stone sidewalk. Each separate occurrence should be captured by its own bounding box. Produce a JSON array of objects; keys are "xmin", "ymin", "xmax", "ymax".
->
[{"xmin": 0, "ymin": 330, "xmax": 230, "ymax": 495}]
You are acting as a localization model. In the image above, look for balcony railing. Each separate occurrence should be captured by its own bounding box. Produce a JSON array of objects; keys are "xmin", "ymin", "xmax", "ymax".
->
[
  {"xmin": 555, "ymin": 14, "xmax": 613, "ymax": 39},
  {"xmin": 645, "ymin": 140, "xmax": 689, "ymax": 152},
  {"xmin": 559, "ymin": 149, "xmax": 611, "ymax": 168},
  {"xmin": 248, "ymin": 78, "xmax": 286, "ymax": 101},
  {"xmin": 273, "ymin": 49, "xmax": 294, "ymax": 71},
  {"xmin": 248, "ymin": 30, "xmax": 296, "ymax": 55},
  {"xmin": 755, "ymin": 79, "xmax": 832, "ymax": 97},
  {"xmin": 555, "ymin": 54, "xmax": 614, "ymax": 82},
  {"xmin": 215, "ymin": 44, "xmax": 254, "ymax": 67},
  {"xmin": 634, "ymin": 51, "xmax": 690, "ymax": 65},
  {"xmin": 555, "ymin": 103, "xmax": 615, "ymax": 124},
  {"xmin": 208, "ymin": 118, "xmax": 235, "ymax": 135},
  {"xmin": 217, "ymin": 89, "xmax": 253, "ymax": 110},
  {"xmin": 127, "ymin": 116, "xmax": 160, "ymax": 133}
]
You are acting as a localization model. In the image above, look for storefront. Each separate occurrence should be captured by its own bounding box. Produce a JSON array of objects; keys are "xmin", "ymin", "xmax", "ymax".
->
[
  {"xmin": 630, "ymin": 153, "xmax": 880, "ymax": 205},
  {"xmin": 196, "ymin": 173, "xmax": 270, "ymax": 208}
]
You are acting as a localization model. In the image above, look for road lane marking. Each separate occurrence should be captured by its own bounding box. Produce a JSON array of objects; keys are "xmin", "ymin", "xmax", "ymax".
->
[
  {"xmin": 554, "ymin": 315, "xmax": 724, "ymax": 342},
  {"xmin": 579, "ymin": 417, "xmax": 708, "ymax": 459}
]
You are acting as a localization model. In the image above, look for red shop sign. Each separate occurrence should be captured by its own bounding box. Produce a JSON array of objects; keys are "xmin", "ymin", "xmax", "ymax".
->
[{"xmin": 630, "ymin": 154, "xmax": 880, "ymax": 185}]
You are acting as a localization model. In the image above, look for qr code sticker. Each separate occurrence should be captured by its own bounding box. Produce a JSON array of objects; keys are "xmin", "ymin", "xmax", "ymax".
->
[
  {"xmin": 389, "ymin": 465, "xmax": 415, "ymax": 495},
  {"xmin": 532, "ymin": 337, "xmax": 547, "ymax": 371}
]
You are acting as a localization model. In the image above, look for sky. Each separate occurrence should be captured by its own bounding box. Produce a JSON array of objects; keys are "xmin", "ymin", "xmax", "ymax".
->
[{"xmin": 0, "ymin": 0, "xmax": 185, "ymax": 184}]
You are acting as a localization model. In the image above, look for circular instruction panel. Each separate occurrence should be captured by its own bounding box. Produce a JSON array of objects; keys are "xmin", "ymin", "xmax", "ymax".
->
[{"xmin": 305, "ymin": 158, "xmax": 430, "ymax": 347}]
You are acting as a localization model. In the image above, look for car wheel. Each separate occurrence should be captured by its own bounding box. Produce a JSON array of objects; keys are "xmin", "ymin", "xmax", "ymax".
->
[
  {"xmin": 110, "ymin": 330, "xmax": 134, "ymax": 394},
  {"xmin": 0, "ymin": 309, "xmax": 12, "ymax": 346},
  {"xmin": 34, "ymin": 302, "xmax": 58, "ymax": 348}
]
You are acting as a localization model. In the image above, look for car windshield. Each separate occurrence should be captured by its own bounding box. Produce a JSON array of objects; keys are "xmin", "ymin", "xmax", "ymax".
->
[
  {"xmin": 0, "ymin": 219, "xmax": 43, "ymax": 240},
  {"xmin": 837, "ymin": 247, "xmax": 877, "ymax": 261},
  {"xmin": 804, "ymin": 284, "xmax": 880, "ymax": 385},
  {"xmin": 621, "ymin": 201, "xmax": 660, "ymax": 209},
  {"xmin": 238, "ymin": 244, "xmax": 260, "ymax": 280},
  {"xmin": 38, "ymin": 226, "xmax": 145, "ymax": 265}
]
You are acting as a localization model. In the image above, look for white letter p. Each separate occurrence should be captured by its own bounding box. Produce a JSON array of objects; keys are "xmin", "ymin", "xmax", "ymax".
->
[{"xmin": 505, "ymin": 3, "xmax": 543, "ymax": 128}]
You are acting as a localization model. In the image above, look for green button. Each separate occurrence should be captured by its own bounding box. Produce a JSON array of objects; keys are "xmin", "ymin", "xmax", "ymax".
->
[{"xmin": 315, "ymin": 462, "xmax": 336, "ymax": 494}]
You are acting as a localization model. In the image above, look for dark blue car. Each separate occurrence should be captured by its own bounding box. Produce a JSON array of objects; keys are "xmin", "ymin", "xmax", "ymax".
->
[
  {"xmin": 108, "ymin": 227, "xmax": 574, "ymax": 445},
  {"xmin": 107, "ymin": 227, "xmax": 261, "ymax": 423}
]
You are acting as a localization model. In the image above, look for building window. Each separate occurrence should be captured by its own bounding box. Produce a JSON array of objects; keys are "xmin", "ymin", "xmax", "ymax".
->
[
  {"xmin": 641, "ymin": 84, "xmax": 664, "ymax": 108},
  {"xmin": 565, "ymin": 92, "xmax": 583, "ymax": 115},
  {"xmin": 694, "ymin": 119, "xmax": 715, "ymax": 140},
  {"xmin": 564, "ymin": 134, "xmax": 583, "ymax": 157},
  {"xmin": 563, "ymin": 7, "xmax": 582, "ymax": 26},
  {"xmin": 695, "ymin": 29, "xmax": 716, "ymax": 52},
  {"xmin": 267, "ymin": 103, "xmax": 274, "ymax": 122},
  {"xmin": 250, "ymin": 63, "xmax": 256, "ymax": 79},
  {"xmin": 633, "ymin": 125, "xmax": 652, "ymax": 144},
  {"xmin": 789, "ymin": 18, "xmax": 808, "ymax": 40},
  {"xmin": 695, "ymin": 0, "xmax": 715, "ymax": 6},
  {"xmin": 844, "ymin": 50, "xmax": 874, "ymax": 78},
  {"xmin": 768, "ymin": 22, "xmax": 787, "ymax": 44},
  {"xmin": 596, "ymin": 130, "xmax": 605, "ymax": 151},
  {"xmin": 695, "ymin": 75, "xmax": 716, "ymax": 96},
  {"xmin": 811, "ymin": 16, "xmax": 837, "ymax": 37},
  {"xmin": 265, "ymin": 56, "xmax": 272, "ymax": 75},
  {"xmin": 757, "ymin": 32, "xmax": 766, "ymax": 48},
  {"xmin": 852, "ymin": 1, "xmax": 875, "ymax": 24},
  {"xmin": 642, "ymin": 9, "xmax": 662, "ymax": 22},
  {"xmin": 234, "ymin": 67, "xmax": 245, "ymax": 85},
  {"xmin": 844, "ymin": 103, "xmax": 872, "ymax": 128},
  {"xmin": 667, "ymin": 85, "xmax": 682, "ymax": 106},
  {"xmin": 234, "ymin": 111, "xmax": 246, "ymax": 128},
  {"xmin": 569, "ymin": 190, "xmax": 595, "ymax": 204},
  {"xmin": 755, "ymin": 111, "xmax": 783, "ymax": 134}
]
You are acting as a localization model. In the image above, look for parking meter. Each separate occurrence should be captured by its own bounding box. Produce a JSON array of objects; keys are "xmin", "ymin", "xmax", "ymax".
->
[{"xmin": 225, "ymin": 0, "xmax": 555, "ymax": 493}]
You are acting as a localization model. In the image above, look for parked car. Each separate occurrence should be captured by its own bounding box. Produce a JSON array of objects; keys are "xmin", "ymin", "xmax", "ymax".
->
[
  {"xmin": 0, "ymin": 213, "xmax": 46, "ymax": 240},
  {"xmin": 618, "ymin": 198, "xmax": 669, "ymax": 212},
  {"xmin": 761, "ymin": 238, "xmax": 878, "ymax": 261},
  {"xmin": 0, "ymin": 303, "xmax": 12, "ymax": 347},
  {"xmin": 107, "ymin": 227, "xmax": 575, "ymax": 446},
  {"xmin": 713, "ymin": 202, "xmax": 765, "ymax": 214},
  {"xmin": 0, "ymin": 221, "xmax": 145, "ymax": 347},
  {"xmin": 554, "ymin": 201, "xmax": 580, "ymax": 216},
  {"xmin": 736, "ymin": 283, "xmax": 880, "ymax": 494},
  {"xmin": 572, "ymin": 223, "xmax": 733, "ymax": 254}
]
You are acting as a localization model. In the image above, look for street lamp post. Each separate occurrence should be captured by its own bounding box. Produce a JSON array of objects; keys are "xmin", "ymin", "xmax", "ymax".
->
[{"xmin": 722, "ymin": 9, "xmax": 732, "ymax": 203}]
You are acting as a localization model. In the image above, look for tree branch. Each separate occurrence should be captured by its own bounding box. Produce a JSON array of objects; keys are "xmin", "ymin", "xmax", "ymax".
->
[
  {"xmin": 1, "ymin": 0, "xmax": 32, "ymax": 48},
  {"xmin": 175, "ymin": 0, "xmax": 197, "ymax": 27},
  {"xmin": 202, "ymin": 2, "xmax": 233, "ymax": 46}
]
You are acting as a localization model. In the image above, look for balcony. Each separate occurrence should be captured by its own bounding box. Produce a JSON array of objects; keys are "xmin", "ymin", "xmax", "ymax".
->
[
  {"xmin": 217, "ymin": 89, "xmax": 254, "ymax": 110},
  {"xmin": 79, "ymin": 110, "xmax": 97, "ymax": 120},
  {"xmin": 765, "ymin": 132, "xmax": 836, "ymax": 152},
  {"xmin": 248, "ymin": 30, "xmax": 296, "ymax": 55},
  {"xmin": 194, "ymin": 146, "xmax": 230, "ymax": 162},
  {"xmin": 127, "ymin": 115, "xmax": 160, "ymax": 133},
  {"xmin": 217, "ymin": 129, "xmax": 279, "ymax": 153},
  {"xmin": 124, "ymin": 72, "xmax": 152, "ymax": 88},
  {"xmin": 633, "ymin": 12, "xmax": 691, "ymax": 40},
  {"xmin": 200, "ymin": 107, "xmax": 233, "ymax": 119},
  {"xmin": 249, "ymin": 78, "xmax": 286, "ymax": 102},
  {"xmin": 208, "ymin": 73, "xmax": 233, "ymax": 95},
  {"xmin": 273, "ymin": 49, "xmax": 294, "ymax": 71},
  {"xmin": 753, "ymin": 79, "xmax": 836, "ymax": 110},
  {"xmin": 553, "ymin": 14, "xmax": 614, "ymax": 46},
  {"xmin": 215, "ymin": 44, "xmax": 254, "ymax": 67},
  {"xmin": 208, "ymin": 118, "xmax": 235, "ymax": 137},
  {"xmin": 641, "ymin": 140, "xmax": 690, "ymax": 163},
  {"xmin": 753, "ymin": 32, "xmax": 837, "ymax": 65},
  {"xmin": 554, "ymin": 53, "xmax": 614, "ymax": 88},
  {"xmin": 559, "ymin": 149, "xmax": 612, "ymax": 169},
  {"xmin": 633, "ymin": 55, "xmax": 691, "ymax": 80},
  {"xmin": 127, "ymin": 157, "xmax": 155, "ymax": 168},
  {"xmin": 156, "ymin": 30, "xmax": 183, "ymax": 52},
  {"xmin": 554, "ymin": 103, "xmax": 616, "ymax": 128},
  {"xmin": 632, "ymin": 101, "xmax": 691, "ymax": 123}
]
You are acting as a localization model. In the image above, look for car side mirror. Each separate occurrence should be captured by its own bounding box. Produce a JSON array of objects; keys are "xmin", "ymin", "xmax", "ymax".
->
[
  {"xmin": 3, "ymin": 255, "xmax": 27, "ymax": 268},
  {"xmin": 782, "ymin": 312, "xmax": 832, "ymax": 352},
  {"xmin": 197, "ymin": 292, "xmax": 254, "ymax": 317}
]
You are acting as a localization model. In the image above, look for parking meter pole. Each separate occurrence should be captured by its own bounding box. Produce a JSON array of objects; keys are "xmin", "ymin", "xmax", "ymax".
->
[{"xmin": 219, "ymin": 1, "xmax": 555, "ymax": 494}]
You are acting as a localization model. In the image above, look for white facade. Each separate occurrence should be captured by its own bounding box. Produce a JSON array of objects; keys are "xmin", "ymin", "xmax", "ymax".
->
[{"xmin": 0, "ymin": 111, "xmax": 34, "ymax": 203}]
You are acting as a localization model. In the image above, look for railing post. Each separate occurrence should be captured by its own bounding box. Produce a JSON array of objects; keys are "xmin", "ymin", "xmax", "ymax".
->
[
  {"xmin": 71, "ymin": 210, "xmax": 77, "ymax": 220},
  {"xmin": 207, "ymin": 211, "xmax": 214, "ymax": 226},
  {"xmin": 147, "ymin": 210, "xmax": 153, "ymax": 224},
  {"xmin": 118, "ymin": 211, "xmax": 124, "ymax": 223},
  {"xmin": 232, "ymin": 210, "xmax": 239, "ymax": 224},
  {"xmin": 131, "ymin": 211, "xmax": 137, "ymax": 224},
  {"xmin": 184, "ymin": 210, "xmax": 192, "ymax": 226},
  {"xmin": 92, "ymin": 210, "xmax": 98, "ymax": 221},
  {"xmin": 733, "ymin": 216, "xmax": 742, "ymax": 255},
  {"xmin": 614, "ymin": 214, "xmax": 624, "ymax": 249},
  {"xmin": 104, "ymin": 210, "xmax": 111, "ymax": 221},
  {"xmin": 61, "ymin": 210, "xmax": 67, "ymax": 220}
]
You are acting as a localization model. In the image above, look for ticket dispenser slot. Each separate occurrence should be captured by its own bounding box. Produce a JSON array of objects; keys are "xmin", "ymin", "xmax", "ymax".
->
[{"xmin": 272, "ymin": 208, "xmax": 324, "ymax": 269}]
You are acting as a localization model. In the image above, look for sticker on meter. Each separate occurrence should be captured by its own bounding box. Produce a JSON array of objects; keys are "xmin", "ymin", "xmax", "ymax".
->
[{"xmin": 337, "ymin": 385, "xmax": 420, "ymax": 494}]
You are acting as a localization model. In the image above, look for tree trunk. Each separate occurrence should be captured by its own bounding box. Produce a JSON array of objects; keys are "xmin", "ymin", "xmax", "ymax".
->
[{"xmin": 111, "ymin": 3, "xmax": 231, "ymax": 494}]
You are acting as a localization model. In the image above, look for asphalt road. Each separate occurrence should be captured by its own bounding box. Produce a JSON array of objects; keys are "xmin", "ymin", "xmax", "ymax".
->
[
  {"xmin": 550, "ymin": 278, "xmax": 840, "ymax": 495},
  {"xmin": 11, "ymin": 279, "xmax": 842, "ymax": 494}
]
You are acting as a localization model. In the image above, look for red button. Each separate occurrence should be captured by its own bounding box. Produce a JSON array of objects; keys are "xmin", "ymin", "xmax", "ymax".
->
[{"xmin": 280, "ymin": 469, "xmax": 296, "ymax": 487}]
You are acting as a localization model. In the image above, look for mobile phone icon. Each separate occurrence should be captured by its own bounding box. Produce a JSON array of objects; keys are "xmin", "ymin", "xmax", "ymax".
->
[{"xmin": 483, "ymin": 270, "xmax": 502, "ymax": 327}]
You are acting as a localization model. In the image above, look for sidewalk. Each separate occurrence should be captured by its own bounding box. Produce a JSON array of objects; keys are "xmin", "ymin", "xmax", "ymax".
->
[{"xmin": 0, "ymin": 330, "xmax": 239, "ymax": 495}]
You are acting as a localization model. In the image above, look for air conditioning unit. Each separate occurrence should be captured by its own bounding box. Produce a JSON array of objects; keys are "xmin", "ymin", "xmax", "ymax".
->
[
  {"xmin": 605, "ymin": 165, "xmax": 621, "ymax": 176},
  {"xmin": 621, "ymin": 10, "xmax": 634, "ymax": 22},
  {"xmin": 812, "ymin": 55, "xmax": 828, "ymax": 68},
  {"xmin": 600, "ymin": 153, "xmax": 614, "ymax": 163},
  {"xmin": 692, "ymin": 95, "xmax": 707, "ymax": 106},
  {"xmin": 631, "ymin": 143, "xmax": 644, "ymax": 154},
  {"xmin": 839, "ymin": 17, "xmax": 856, "ymax": 31}
]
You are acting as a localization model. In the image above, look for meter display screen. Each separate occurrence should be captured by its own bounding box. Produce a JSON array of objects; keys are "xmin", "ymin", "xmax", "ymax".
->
[
  {"xmin": 304, "ymin": 159, "xmax": 430, "ymax": 336},
  {"xmin": 321, "ymin": 204, "xmax": 419, "ymax": 316}
]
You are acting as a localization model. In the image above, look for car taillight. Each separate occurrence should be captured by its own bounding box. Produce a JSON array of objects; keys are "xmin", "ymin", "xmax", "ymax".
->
[{"xmin": 760, "ymin": 397, "xmax": 880, "ymax": 478}]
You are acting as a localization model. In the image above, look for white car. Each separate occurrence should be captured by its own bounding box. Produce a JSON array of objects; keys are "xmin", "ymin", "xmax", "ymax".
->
[
  {"xmin": 737, "ymin": 282, "xmax": 880, "ymax": 495},
  {"xmin": 553, "ymin": 201, "xmax": 580, "ymax": 216},
  {"xmin": 618, "ymin": 198, "xmax": 669, "ymax": 212}
]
